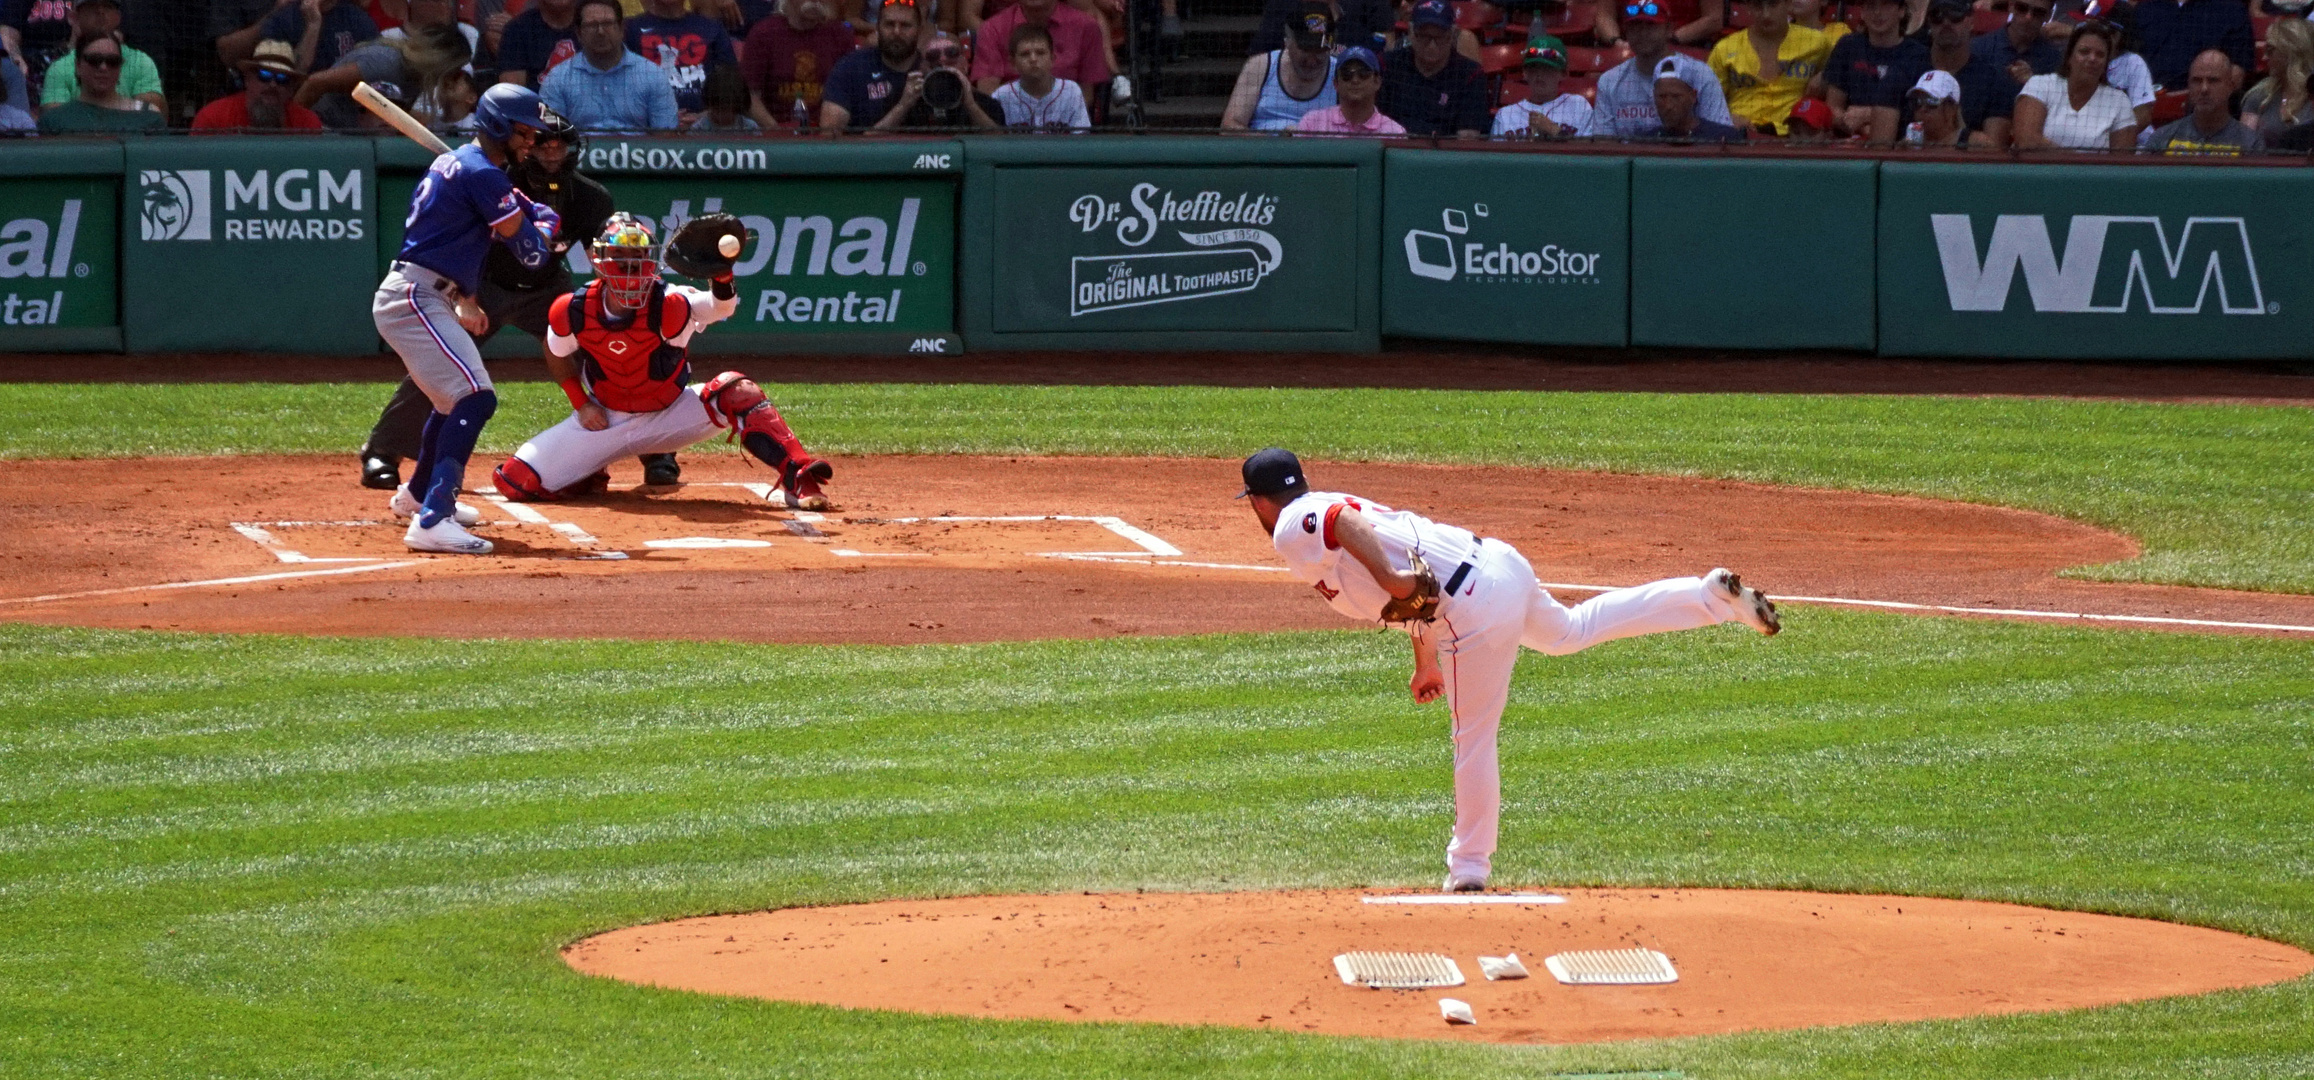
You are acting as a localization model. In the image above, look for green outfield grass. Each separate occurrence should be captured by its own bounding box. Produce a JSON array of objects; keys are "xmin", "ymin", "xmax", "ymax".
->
[
  {"xmin": 3, "ymin": 382, "xmax": 2311, "ymax": 593},
  {"xmin": 3, "ymin": 611, "xmax": 2310, "ymax": 1080}
]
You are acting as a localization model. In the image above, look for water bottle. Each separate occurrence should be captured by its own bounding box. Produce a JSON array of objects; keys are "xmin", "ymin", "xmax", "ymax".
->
[
  {"xmin": 1904, "ymin": 121, "xmax": 1924, "ymax": 146},
  {"xmin": 793, "ymin": 95, "xmax": 811, "ymax": 131}
]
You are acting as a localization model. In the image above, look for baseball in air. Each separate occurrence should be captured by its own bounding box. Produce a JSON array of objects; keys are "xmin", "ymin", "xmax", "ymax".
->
[{"xmin": 718, "ymin": 234, "xmax": 742, "ymax": 258}]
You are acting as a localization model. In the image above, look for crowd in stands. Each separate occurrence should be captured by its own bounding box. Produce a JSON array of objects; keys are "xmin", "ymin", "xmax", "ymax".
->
[{"xmin": 2, "ymin": 0, "xmax": 2310, "ymax": 151}]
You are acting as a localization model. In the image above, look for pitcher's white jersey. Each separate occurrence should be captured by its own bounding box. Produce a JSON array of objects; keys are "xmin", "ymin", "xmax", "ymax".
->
[{"xmin": 1269, "ymin": 491, "xmax": 1486, "ymax": 624}]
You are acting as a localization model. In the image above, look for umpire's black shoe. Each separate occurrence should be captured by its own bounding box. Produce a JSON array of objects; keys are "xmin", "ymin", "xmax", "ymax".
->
[
  {"xmin": 359, "ymin": 455, "xmax": 401, "ymax": 491},
  {"xmin": 640, "ymin": 453, "xmax": 681, "ymax": 486}
]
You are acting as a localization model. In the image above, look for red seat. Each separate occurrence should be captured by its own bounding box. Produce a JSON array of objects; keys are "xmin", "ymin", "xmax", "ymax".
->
[
  {"xmin": 1498, "ymin": 78, "xmax": 1529, "ymax": 106},
  {"xmin": 1455, "ymin": 0, "xmax": 1505, "ymax": 30},
  {"xmin": 1726, "ymin": 3, "xmax": 1751, "ymax": 29},
  {"xmin": 1971, "ymin": 8, "xmax": 2006, "ymax": 34},
  {"xmin": 2254, "ymin": 13, "xmax": 2278, "ymax": 39},
  {"xmin": 1560, "ymin": 73, "xmax": 1598, "ymax": 100},
  {"xmin": 1673, "ymin": 43, "xmax": 1708, "ymax": 60},
  {"xmin": 1481, "ymin": 42, "xmax": 1526, "ymax": 73},
  {"xmin": 2150, "ymin": 88, "xmax": 2190, "ymax": 125},
  {"xmin": 1541, "ymin": 0, "xmax": 1599, "ymax": 38}
]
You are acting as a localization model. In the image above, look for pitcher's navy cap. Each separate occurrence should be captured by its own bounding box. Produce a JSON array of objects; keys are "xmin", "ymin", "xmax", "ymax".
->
[{"xmin": 1239, "ymin": 448, "xmax": 1308, "ymax": 499}]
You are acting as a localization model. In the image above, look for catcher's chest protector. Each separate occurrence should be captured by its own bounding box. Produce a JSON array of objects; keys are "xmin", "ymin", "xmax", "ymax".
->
[{"xmin": 570, "ymin": 280, "xmax": 691, "ymax": 413}]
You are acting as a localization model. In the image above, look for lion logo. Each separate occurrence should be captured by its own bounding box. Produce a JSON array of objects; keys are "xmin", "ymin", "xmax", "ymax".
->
[{"xmin": 139, "ymin": 170, "xmax": 211, "ymax": 242}]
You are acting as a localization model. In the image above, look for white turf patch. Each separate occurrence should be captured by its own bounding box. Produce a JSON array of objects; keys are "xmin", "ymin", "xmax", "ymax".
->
[
  {"xmin": 1333, "ymin": 951, "xmax": 1466, "ymax": 989},
  {"xmin": 1361, "ymin": 893, "xmax": 1565, "ymax": 905},
  {"xmin": 1544, "ymin": 947, "xmax": 1679, "ymax": 985}
]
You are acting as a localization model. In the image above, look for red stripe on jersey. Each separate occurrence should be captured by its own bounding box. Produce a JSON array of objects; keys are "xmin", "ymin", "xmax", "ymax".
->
[{"xmin": 1323, "ymin": 502, "xmax": 1347, "ymax": 549}]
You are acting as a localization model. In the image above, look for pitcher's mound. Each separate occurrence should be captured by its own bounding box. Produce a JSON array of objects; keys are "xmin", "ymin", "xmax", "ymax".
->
[{"xmin": 564, "ymin": 888, "xmax": 2312, "ymax": 1044}]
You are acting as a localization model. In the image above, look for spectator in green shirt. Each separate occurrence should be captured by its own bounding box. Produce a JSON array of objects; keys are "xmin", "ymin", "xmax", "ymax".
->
[
  {"xmin": 37, "ymin": 29, "xmax": 163, "ymax": 132},
  {"xmin": 36, "ymin": 0, "xmax": 163, "ymax": 114}
]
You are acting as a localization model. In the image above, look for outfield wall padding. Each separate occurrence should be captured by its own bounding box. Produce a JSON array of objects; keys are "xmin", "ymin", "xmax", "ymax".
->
[{"xmin": 1, "ymin": 136, "xmax": 2305, "ymax": 360}]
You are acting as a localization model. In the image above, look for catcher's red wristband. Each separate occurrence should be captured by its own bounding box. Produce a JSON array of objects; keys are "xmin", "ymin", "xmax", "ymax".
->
[{"xmin": 559, "ymin": 377, "xmax": 590, "ymax": 411}]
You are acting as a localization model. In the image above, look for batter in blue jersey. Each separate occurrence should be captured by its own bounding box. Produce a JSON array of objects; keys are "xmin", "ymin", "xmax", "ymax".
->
[{"xmin": 371, "ymin": 84, "xmax": 563, "ymax": 555}]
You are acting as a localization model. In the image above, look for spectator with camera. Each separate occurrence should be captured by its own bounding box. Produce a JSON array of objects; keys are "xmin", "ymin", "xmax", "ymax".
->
[
  {"xmin": 36, "ymin": 28, "xmax": 160, "ymax": 131},
  {"xmin": 1222, "ymin": 2, "xmax": 1337, "ymax": 131},
  {"xmin": 1377, "ymin": 0, "xmax": 1487, "ymax": 137},
  {"xmin": 994, "ymin": 22, "xmax": 1091, "ymax": 128},
  {"xmin": 739, "ymin": 0, "xmax": 854, "ymax": 127},
  {"xmin": 2011, "ymin": 18, "xmax": 2136, "ymax": 148},
  {"xmin": 2143, "ymin": 47, "xmax": 2260, "ymax": 152},
  {"xmin": 1492, "ymin": 36, "xmax": 1592, "ymax": 138},
  {"xmin": 1580, "ymin": 0, "xmax": 1734, "ymax": 136},
  {"xmin": 1651, "ymin": 54, "xmax": 1747, "ymax": 140},
  {"xmin": 193, "ymin": 37, "xmax": 327, "ymax": 129},
  {"xmin": 1294, "ymin": 44, "xmax": 1403, "ymax": 133},
  {"xmin": 822, "ymin": 0, "xmax": 922, "ymax": 128},
  {"xmin": 1824, "ymin": 0, "xmax": 1926, "ymax": 142},
  {"xmin": 969, "ymin": 0, "xmax": 1107, "ymax": 97},
  {"xmin": 540, "ymin": 0, "xmax": 679, "ymax": 130},
  {"xmin": 877, "ymin": 28, "xmax": 998, "ymax": 128}
]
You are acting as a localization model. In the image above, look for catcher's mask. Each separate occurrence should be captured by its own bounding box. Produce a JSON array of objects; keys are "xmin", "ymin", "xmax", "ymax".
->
[{"xmin": 590, "ymin": 213, "xmax": 661, "ymax": 310}]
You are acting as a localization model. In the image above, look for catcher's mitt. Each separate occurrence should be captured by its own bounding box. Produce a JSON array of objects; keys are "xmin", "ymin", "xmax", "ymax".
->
[
  {"xmin": 663, "ymin": 212, "xmax": 749, "ymax": 279},
  {"xmin": 1378, "ymin": 551, "xmax": 1442, "ymax": 624}
]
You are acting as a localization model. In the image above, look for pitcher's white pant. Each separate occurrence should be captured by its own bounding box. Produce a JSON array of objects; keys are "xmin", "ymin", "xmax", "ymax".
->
[
  {"xmin": 1434, "ymin": 539, "xmax": 1744, "ymax": 881},
  {"xmin": 511, "ymin": 389, "xmax": 720, "ymax": 493}
]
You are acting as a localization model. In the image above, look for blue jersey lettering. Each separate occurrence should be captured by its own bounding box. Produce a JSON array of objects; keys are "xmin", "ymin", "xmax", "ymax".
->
[{"xmin": 396, "ymin": 143, "xmax": 523, "ymax": 297}]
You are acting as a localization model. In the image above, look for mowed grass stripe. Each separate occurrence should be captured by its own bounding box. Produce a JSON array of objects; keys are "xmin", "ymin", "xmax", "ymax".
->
[
  {"xmin": 3, "ymin": 382, "xmax": 2314, "ymax": 591},
  {"xmin": 2, "ymin": 612, "xmax": 2310, "ymax": 1079}
]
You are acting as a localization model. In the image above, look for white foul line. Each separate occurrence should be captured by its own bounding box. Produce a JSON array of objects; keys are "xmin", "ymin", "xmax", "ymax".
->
[
  {"xmin": 1041, "ymin": 553, "xmax": 1289, "ymax": 572},
  {"xmin": 0, "ymin": 561, "xmax": 424, "ymax": 606},
  {"xmin": 1538, "ymin": 581, "xmax": 2314, "ymax": 635}
]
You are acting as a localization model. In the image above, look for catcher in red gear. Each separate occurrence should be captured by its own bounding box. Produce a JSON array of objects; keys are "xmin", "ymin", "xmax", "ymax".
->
[{"xmin": 491, "ymin": 212, "xmax": 834, "ymax": 509}]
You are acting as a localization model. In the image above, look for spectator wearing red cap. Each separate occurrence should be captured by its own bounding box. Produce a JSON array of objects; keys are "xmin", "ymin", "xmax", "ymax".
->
[
  {"xmin": 1295, "ymin": 44, "xmax": 1404, "ymax": 133},
  {"xmin": 1377, "ymin": 0, "xmax": 1488, "ymax": 137},
  {"xmin": 1783, "ymin": 94, "xmax": 1836, "ymax": 137},
  {"xmin": 193, "ymin": 37, "xmax": 328, "ymax": 130},
  {"xmin": 1492, "ymin": 36, "xmax": 1592, "ymax": 137},
  {"xmin": 1579, "ymin": 0, "xmax": 1735, "ymax": 135},
  {"xmin": 1824, "ymin": 0, "xmax": 1927, "ymax": 142},
  {"xmin": 1651, "ymin": 54, "xmax": 1747, "ymax": 140}
]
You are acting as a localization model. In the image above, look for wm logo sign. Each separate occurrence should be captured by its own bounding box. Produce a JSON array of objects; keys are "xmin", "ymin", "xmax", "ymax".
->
[{"xmin": 1932, "ymin": 215, "xmax": 2268, "ymax": 315}]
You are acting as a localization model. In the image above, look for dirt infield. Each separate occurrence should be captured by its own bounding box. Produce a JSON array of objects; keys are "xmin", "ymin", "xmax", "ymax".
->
[
  {"xmin": 564, "ymin": 888, "xmax": 2314, "ymax": 1045},
  {"xmin": 7, "ymin": 453, "xmax": 2314, "ymax": 641}
]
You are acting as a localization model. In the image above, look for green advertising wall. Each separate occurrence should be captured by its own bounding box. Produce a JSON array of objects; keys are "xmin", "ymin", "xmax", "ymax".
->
[
  {"xmin": 1878, "ymin": 162, "xmax": 2314, "ymax": 359},
  {"xmin": 1382, "ymin": 149, "xmax": 1628, "ymax": 347},
  {"xmin": 10, "ymin": 136, "xmax": 2314, "ymax": 363},
  {"xmin": 0, "ymin": 143, "xmax": 122, "ymax": 352},
  {"xmin": 376, "ymin": 138, "xmax": 961, "ymax": 357},
  {"xmin": 962, "ymin": 137, "xmax": 1383, "ymax": 352},
  {"xmin": 1631, "ymin": 156, "xmax": 1877, "ymax": 351},
  {"xmin": 124, "ymin": 138, "xmax": 378, "ymax": 354}
]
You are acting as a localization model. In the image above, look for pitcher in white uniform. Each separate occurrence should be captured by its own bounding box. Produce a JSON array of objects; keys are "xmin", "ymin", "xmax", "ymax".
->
[{"xmin": 1239, "ymin": 448, "xmax": 1782, "ymax": 892}]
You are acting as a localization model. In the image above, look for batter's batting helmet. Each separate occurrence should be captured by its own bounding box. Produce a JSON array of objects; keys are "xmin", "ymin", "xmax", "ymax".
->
[{"xmin": 474, "ymin": 84, "xmax": 555, "ymax": 140}]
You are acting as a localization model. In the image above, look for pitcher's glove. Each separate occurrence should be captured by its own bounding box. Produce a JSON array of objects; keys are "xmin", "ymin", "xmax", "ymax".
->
[
  {"xmin": 1378, "ymin": 551, "xmax": 1442, "ymax": 624},
  {"xmin": 664, "ymin": 213, "xmax": 749, "ymax": 280}
]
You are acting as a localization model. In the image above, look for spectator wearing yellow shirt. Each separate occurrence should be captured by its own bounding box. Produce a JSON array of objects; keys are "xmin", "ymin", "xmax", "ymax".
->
[
  {"xmin": 1709, "ymin": 0, "xmax": 1832, "ymax": 133},
  {"xmin": 1790, "ymin": 0, "xmax": 1848, "ymax": 45}
]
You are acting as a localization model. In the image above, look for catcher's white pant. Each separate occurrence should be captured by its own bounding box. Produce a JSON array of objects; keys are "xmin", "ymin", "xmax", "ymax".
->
[
  {"xmin": 1434, "ymin": 539, "xmax": 1745, "ymax": 882},
  {"xmin": 510, "ymin": 388, "xmax": 722, "ymax": 493}
]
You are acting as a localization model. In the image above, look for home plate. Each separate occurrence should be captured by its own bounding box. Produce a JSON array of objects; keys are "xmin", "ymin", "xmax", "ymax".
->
[
  {"xmin": 643, "ymin": 537, "xmax": 774, "ymax": 549},
  {"xmin": 1361, "ymin": 894, "xmax": 1566, "ymax": 905}
]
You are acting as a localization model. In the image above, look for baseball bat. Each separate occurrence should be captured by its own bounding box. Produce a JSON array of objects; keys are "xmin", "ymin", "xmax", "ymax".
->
[{"xmin": 354, "ymin": 81, "xmax": 451, "ymax": 156}]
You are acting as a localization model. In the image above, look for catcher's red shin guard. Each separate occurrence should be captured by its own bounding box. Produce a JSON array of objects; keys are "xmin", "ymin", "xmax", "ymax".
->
[
  {"xmin": 704, "ymin": 371, "xmax": 832, "ymax": 507},
  {"xmin": 492, "ymin": 456, "xmax": 551, "ymax": 501}
]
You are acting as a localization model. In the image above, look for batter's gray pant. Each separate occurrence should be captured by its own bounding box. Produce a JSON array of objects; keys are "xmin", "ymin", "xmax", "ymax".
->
[{"xmin": 373, "ymin": 263, "xmax": 492, "ymax": 414}]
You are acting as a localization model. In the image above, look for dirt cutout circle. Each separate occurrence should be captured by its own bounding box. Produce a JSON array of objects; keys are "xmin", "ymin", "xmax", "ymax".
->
[{"xmin": 566, "ymin": 888, "xmax": 2313, "ymax": 1045}]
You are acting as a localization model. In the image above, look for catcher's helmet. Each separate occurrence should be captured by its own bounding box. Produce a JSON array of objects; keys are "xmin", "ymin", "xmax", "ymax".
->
[
  {"xmin": 474, "ymin": 83, "xmax": 555, "ymax": 140},
  {"xmin": 590, "ymin": 212, "xmax": 662, "ymax": 310}
]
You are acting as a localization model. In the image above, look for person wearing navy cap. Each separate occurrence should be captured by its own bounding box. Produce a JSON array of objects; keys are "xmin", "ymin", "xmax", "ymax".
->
[
  {"xmin": 1293, "ymin": 45, "xmax": 1407, "ymax": 133},
  {"xmin": 1376, "ymin": 0, "xmax": 1489, "ymax": 137},
  {"xmin": 1239, "ymin": 447, "xmax": 1782, "ymax": 894}
]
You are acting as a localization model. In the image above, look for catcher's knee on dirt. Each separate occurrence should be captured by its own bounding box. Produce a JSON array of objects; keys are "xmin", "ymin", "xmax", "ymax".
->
[{"xmin": 492, "ymin": 456, "xmax": 553, "ymax": 501}]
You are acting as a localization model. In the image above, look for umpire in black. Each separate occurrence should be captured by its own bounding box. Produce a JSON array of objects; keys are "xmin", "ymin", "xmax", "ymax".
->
[{"xmin": 358, "ymin": 116, "xmax": 683, "ymax": 489}]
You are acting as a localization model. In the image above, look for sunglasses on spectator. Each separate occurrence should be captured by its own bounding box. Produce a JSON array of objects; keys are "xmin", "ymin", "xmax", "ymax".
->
[
  {"xmin": 79, "ymin": 52, "xmax": 123, "ymax": 68},
  {"xmin": 925, "ymin": 44, "xmax": 963, "ymax": 60},
  {"xmin": 1623, "ymin": 1, "xmax": 1665, "ymax": 16},
  {"xmin": 1525, "ymin": 47, "xmax": 1568, "ymax": 65},
  {"xmin": 1339, "ymin": 64, "xmax": 1379, "ymax": 79},
  {"xmin": 251, "ymin": 68, "xmax": 295, "ymax": 84}
]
